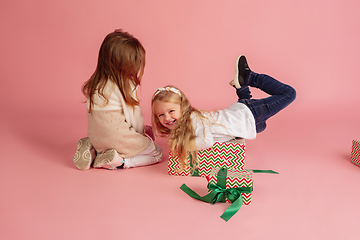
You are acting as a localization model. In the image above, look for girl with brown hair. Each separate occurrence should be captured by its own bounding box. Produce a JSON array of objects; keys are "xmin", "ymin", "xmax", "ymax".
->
[{"xmin": 73, "ymin": 29, "xmax": 162, "ymax": 170}]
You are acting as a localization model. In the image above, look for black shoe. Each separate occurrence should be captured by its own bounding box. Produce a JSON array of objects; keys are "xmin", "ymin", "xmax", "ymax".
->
[{"xmin": 229, "ymin": 55, "xmax": 251, "ymax": 89}]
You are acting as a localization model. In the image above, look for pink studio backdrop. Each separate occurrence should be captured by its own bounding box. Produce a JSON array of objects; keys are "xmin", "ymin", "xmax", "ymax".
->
[{"xmin": 1, "ymin": 0, "xmax": 360, "ymax": 240}]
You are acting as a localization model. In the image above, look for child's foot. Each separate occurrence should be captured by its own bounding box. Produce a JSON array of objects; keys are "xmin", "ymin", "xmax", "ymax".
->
[
  {"xmin": 229, "ymin": 55, "xmax": 251, "ymax": 89},
  {"xmin": 73, "ymin": 137, "xmax": 94, "ymax": 170},
  {"xmin": 93, "ymin": 149, "xmax": 124, "ymax": 170}
]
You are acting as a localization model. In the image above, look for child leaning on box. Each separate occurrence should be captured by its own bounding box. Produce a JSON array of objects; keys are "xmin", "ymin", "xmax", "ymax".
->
[
  {"xmin": 151, "ymin": 55, "xmax": 296, "ymax": 169},
  {"xmin": 73, "ymin": 29, "xmax": 162, "ymax": 170}
]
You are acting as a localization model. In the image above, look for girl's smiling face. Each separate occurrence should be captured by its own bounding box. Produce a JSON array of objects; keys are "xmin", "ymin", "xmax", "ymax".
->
[{"xmin": 153, "ymin": 101, "xmax": 181, "ymax": 129}]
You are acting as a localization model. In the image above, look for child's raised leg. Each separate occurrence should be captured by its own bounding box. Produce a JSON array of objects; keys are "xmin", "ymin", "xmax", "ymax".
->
[{"xmin": 233, "ymin": 55, "xmax": 296, "ymax": 132}]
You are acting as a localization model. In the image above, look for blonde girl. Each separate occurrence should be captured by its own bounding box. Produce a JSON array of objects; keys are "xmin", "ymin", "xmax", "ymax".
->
[
  {"xmin": 151, "ymin": 55, "xmax": 296, "ymax": 168},
  {"xmin": 73, "ymin": 29, "xmax": 162, "ymax": 170}
]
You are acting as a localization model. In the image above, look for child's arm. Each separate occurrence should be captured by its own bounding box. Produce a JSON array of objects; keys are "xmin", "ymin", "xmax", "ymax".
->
[{"xmin": 144, "ymin": 125, "xmax": 155, "ymax": 141}]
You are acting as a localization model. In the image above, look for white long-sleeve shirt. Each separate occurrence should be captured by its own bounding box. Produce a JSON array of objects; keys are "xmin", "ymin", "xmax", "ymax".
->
[{"xmin": 192, "ymin": 102, "xmax": 256, "ymax": 150}]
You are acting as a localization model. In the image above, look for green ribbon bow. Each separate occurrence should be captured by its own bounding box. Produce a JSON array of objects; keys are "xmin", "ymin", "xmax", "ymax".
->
[
  {"xmin": 180, "ymin": 168, "xmax": 252, "ymax": 221},
  {"xmin": 180, "ymin": 168, "xmax": 278, "ymax": 221}
]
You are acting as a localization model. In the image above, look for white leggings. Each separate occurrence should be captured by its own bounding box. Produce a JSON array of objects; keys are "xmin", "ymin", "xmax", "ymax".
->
[{"xmin": 122, "ymin": 142, "xmax": 163, "ymax": 168}]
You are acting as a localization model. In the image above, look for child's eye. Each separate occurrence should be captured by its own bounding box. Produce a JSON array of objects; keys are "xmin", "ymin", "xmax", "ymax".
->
[
  {"xmin": 158, "ymin": 114, "xmax": 164, "ymax": 118},
  {"xmin": 169, "ymin": 110, "xmax": 174, "ymax": 113}
]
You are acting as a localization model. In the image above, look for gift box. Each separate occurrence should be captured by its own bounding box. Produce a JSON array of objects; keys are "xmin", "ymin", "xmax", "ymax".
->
[
  {"xmin": 180, "ymin": 168, "xmax": 278, "ymax": 221},
  {"xmin": 207, "ymin": 168, "xmax": 253, "ymax": 204},
  {"xmin": 351, "ymin": 140, "xmax": 360, "ymax": 167},
  {"xmin": 168, "ymin": 138, "xmax": 246, "ymax": 177},
  {"xmin": 180, "ymin": 167, "xmax": 253, "ymax": 221}
]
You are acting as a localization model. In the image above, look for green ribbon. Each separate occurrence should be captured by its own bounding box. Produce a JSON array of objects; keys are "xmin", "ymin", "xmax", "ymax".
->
[
  {"xmin": 250, "ymin": 169, "xmax": 279, "ymax": 174},
  {"xmin": 188, "ymin": 151, "xmax": 279, "ymax": 177},
  {"xmin": 180, "ymin": 168, "xmax": 279, "ymax": 221},
  {"xmin": 180, "ymin": 168, "xmax": 253, "ymax": 221},
  {"xmin": 189, "ymin": 153, "xmax": 199, "ymax": 176}
]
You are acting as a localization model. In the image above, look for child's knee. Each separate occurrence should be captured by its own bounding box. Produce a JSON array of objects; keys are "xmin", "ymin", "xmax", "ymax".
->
[
  {"xmin": 256, "ymin": 122, "xmax": 267, "ymax": 133},
  {"xmin": 285, "ymin": 85, "xmax": 296, "ymax": 103}
]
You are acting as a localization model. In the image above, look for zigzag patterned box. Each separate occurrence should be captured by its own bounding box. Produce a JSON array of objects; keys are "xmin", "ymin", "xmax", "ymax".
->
[
  {"xmin": 208, "ymin": 168, "xmax": 253, "ymax": 204},
  {"xmin": 351, "ymin": 139, "xmax": 360, "ymax": 167},
  {"xmin": 168, "ymin": 138, "xmax": 246, "ymax": 177}
]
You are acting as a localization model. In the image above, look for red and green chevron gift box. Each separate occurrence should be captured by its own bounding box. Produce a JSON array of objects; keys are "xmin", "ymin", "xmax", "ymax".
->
[
  {"xmin": 207, "ymin": 168, "xmax": 253, "ymax": 204},
  {"xmin": 168, "ymin": 139, "xmax": 246, "ymax": 177},
  {"xmin": 351, "ymin": 140, "xmax": 360, "ymax": 167}
]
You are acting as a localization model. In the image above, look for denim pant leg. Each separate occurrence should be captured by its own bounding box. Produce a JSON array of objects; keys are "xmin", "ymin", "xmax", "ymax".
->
[{"xmin": 237, "ymin": 72, "xmax": 296, "ymax": 133}]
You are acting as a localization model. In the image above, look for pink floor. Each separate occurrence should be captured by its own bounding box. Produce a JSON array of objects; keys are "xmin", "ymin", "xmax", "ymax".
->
[
  {"xmin": 1, "ymin": 0, "xmax": 360, "ymax": 240},
  {"xmin": 2, "ymin": 104, "xmax": 360, "ymax": 240}
]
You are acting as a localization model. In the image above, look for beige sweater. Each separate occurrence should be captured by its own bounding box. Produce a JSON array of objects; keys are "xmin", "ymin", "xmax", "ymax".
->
[{"xmin": 87, "ymin": 80, "xmax": 151, "ymax": 158}]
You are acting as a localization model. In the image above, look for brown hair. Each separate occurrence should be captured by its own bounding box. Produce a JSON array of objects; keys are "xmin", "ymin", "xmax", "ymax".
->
[
  {"xmin": 151, "ymin": 86, "xmax": 206, "ymax": 170},
  {"xmin": 82, "ymin": 29, "xmax": 146, "ymax": 112}
]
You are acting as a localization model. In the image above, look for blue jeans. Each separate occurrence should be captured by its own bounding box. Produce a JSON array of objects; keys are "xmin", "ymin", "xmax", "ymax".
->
[{"xmin": 237, "ymin": 72, "xmax": 296, "ymax": 133}]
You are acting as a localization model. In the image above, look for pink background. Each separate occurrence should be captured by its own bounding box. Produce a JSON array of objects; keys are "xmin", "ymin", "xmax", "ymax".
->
[{"xmin": 1, "ymin": 0, "xmax": 360, "ymax": 239}]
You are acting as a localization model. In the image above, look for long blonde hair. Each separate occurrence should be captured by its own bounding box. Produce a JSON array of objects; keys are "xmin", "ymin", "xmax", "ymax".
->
[
  {"xmin": 151, "ymin": 86, "xmax": 205, "ymax": 170},
  {"xmin": 82, "ymin": 29, "xmax": 146, "ymax": 112}
]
